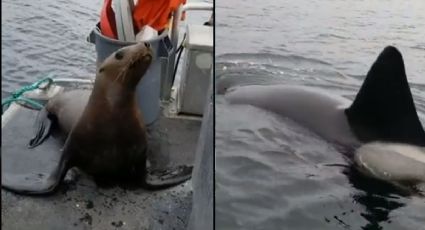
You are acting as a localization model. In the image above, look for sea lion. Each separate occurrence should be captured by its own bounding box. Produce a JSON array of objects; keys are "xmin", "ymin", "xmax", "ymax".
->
[
  {"xmin": 225, "ymin": 46, "xmax": 425, "ymax": 183},
  {"xmin": 2, "ymin": 42, "xmax": 192, "ymax": 195}
]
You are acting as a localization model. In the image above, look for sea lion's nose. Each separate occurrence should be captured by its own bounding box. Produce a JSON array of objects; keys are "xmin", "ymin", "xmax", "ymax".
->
[{"xmin": 144, "ymin": 42, "xmax": 150, "ymax": 48}]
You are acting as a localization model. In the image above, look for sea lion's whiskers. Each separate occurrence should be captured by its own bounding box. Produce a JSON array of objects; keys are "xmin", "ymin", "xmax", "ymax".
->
[{"xmin": 115, "ymin": 68, "xmax": 126, "ymax": 83}]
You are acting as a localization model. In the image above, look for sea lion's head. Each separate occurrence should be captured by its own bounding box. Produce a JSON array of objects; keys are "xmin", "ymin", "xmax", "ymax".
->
[{"xmin": 98, "ymin": 42, "xmax": 153, "ymax": 88}]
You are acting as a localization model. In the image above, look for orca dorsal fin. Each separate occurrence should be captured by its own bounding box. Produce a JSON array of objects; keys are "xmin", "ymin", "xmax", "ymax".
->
[{"xmin": 345, "ymin": 46, "xmax": 425, "ymax": 146}]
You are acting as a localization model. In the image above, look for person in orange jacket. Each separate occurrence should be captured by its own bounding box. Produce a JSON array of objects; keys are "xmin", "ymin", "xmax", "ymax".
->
[
  {"xmin": 132, "ymin": 0, "xmax": 186, "ymax": 33},
  {"xmin": 101, "ymin": 0, "xmax": 186, "ymax": 39}
]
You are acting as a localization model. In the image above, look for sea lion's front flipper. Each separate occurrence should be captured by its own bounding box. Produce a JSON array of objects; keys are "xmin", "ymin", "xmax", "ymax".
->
[
  {"xmin": 2, "ymin": 106, "xmax": 69, "ymax": 195},
  {"xmin": 2, "ymin": 172, "xmax": 61, "ymax": 195},
  {"xmin": 144, "ymin": 165, "xmax": 193, "ymax": 190},
  {"xmin": 345, "ymin": 46, "xmax": 425, "ymax": 146},
  {"xmin": 28, "ymin": 107, "xmax": 55, "ymax": 148},
  {"xmin": 2, "ymin": 140, "xmax": 72, "ymax": 195}
]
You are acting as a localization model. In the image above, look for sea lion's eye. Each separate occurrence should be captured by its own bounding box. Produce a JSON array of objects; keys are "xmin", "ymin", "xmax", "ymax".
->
[
  {"xmin": 99, "ymin": 67, "xmax": 105, "ymax": 73},
  {"xmin": 115, "ymin": 51, "xmax": 124, "ymax": 60}
]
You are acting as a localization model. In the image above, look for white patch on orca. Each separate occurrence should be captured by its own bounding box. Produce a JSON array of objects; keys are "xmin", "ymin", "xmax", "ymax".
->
[{"xmin": 354, "ymin": 142, "xmax": 425, "ymax": 183}]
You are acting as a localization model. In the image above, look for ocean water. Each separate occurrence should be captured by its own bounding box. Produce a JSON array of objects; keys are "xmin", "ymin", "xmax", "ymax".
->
[
  {"xmin": 215, "ymin": 0, "xmax": 425, "ymax": 229},
  {"xmin": 1, "ymin": 0, "xmax": 101, "ymax": 99}
]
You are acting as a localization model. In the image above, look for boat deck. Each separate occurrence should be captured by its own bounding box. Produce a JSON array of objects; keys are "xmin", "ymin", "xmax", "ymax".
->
[{"xmin": 2, "ymin": 92, "xmax": 202, "ymax": 230}]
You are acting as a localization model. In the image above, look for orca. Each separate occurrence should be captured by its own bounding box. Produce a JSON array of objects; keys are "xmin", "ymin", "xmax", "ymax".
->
[{"xmin": 225, "ymin": 46, "xmax": 425, "ymax": 184}]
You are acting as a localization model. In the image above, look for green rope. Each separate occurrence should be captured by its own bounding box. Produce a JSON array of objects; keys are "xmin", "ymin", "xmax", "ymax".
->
[{"xmin": 2, "ymin": 74, "xmax": 54, "ymax": 112}]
